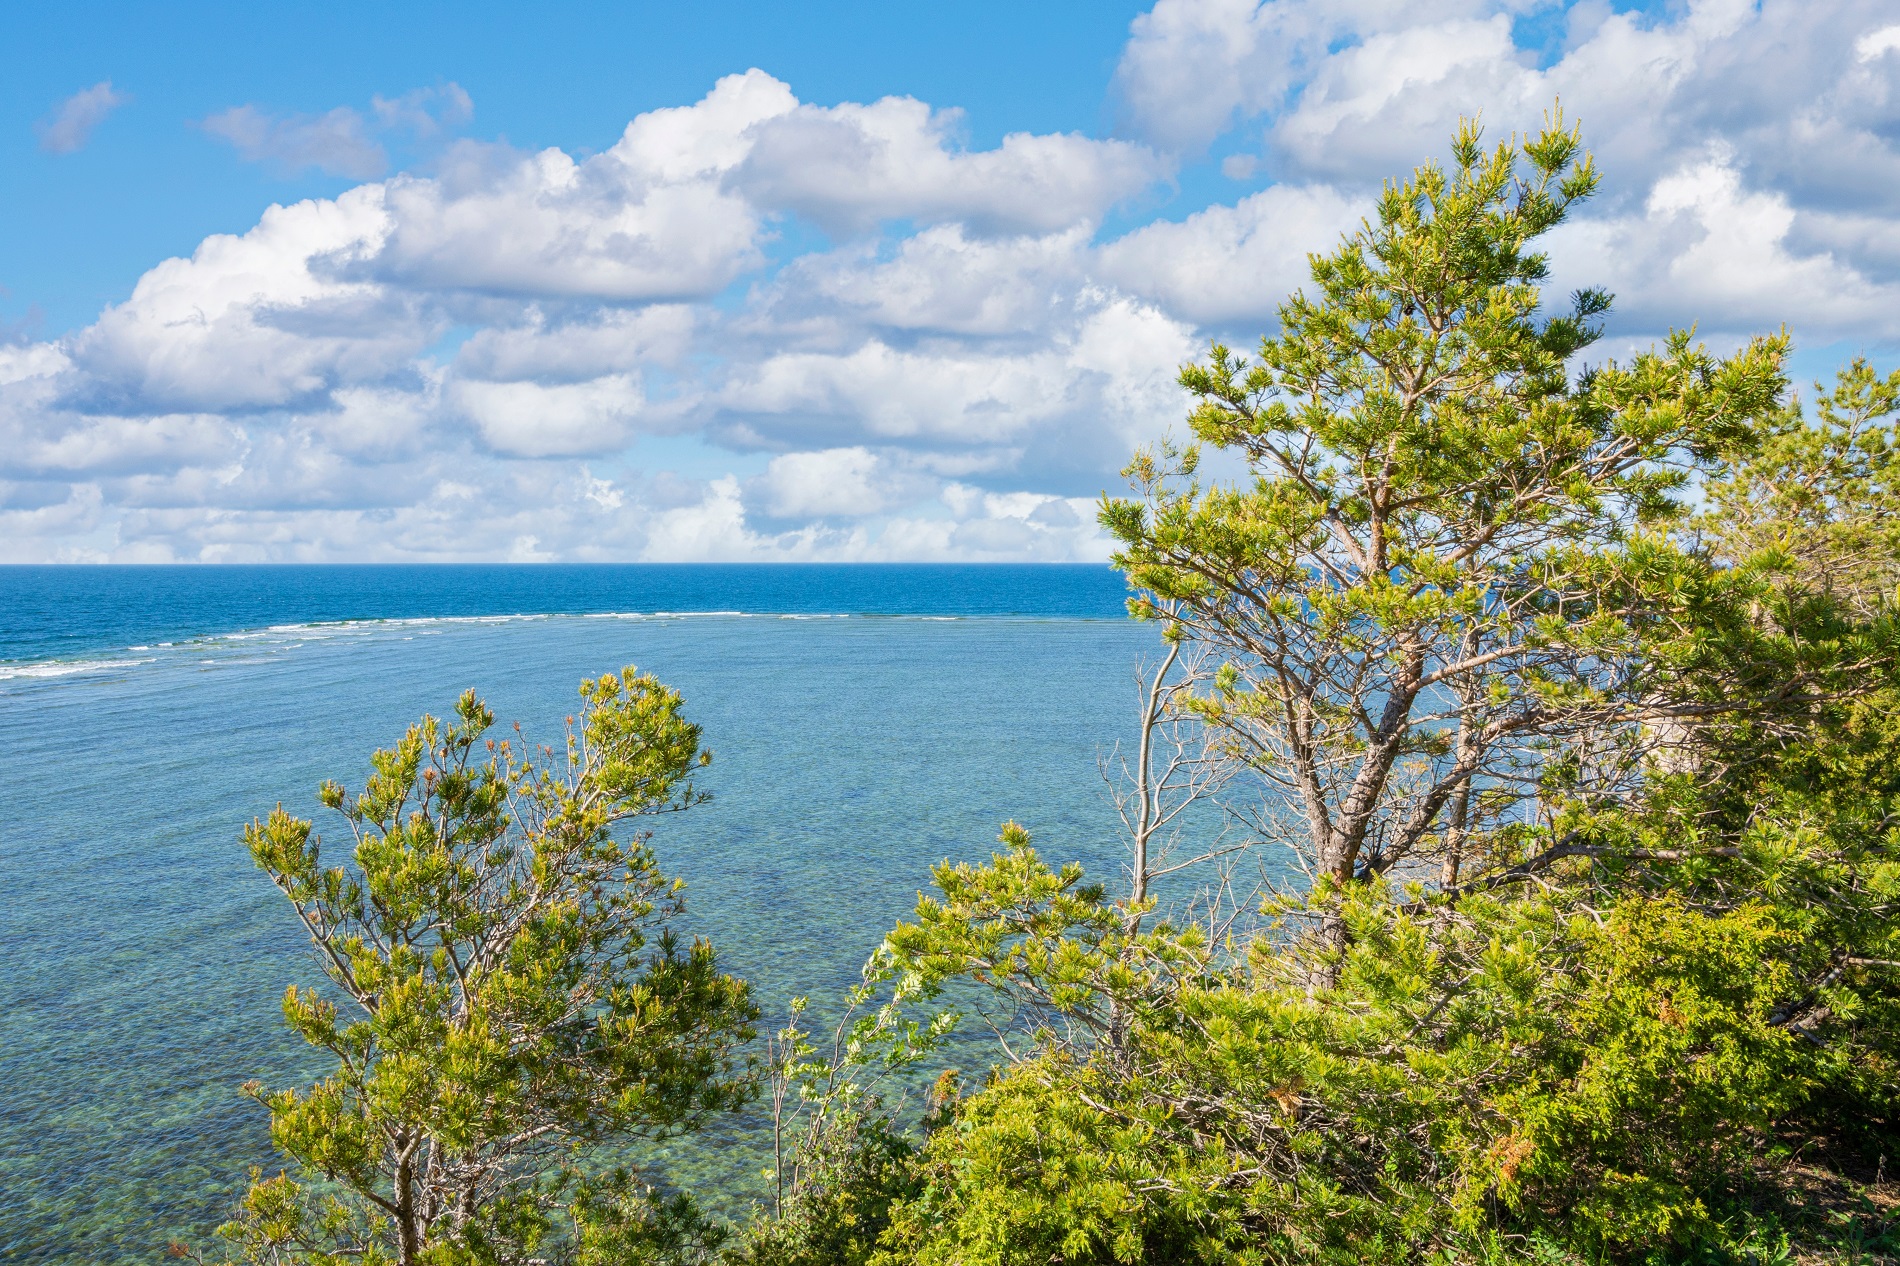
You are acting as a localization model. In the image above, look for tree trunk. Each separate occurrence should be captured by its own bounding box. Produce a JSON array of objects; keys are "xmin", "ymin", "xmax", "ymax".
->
[
  {"xmin": 395, "ymin": 1141, "xmax": 421, "ymax": 1266},
  {"xmin": 1440, "ymin": 724, "xmax": 1477, "ymax": 889}
]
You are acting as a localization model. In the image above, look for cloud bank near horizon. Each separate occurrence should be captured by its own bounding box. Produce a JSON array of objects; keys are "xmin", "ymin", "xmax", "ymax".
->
[{"xmin": 8, "ymin": 0, "xmax": 1900, "ymax": 563}]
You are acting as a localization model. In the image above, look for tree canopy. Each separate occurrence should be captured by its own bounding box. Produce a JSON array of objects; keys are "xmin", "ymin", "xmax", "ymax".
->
[
  {"xmin": 748, "ymin": 116, "xmax": 1899, "ymax": 1265},
  {"xmin": 198, "ymin": 668, "xmax": 756, "ymax": 1266}
]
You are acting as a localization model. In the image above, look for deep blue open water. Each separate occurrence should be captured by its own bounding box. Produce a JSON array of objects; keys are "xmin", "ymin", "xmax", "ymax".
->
[{"xmin": 0, "ymin": 566, "xmax": 1165, "ymax": 1263}]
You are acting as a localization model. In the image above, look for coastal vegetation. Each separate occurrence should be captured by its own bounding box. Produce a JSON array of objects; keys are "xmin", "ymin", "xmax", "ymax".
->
[
  {"xmin": 201, "ymin": 117, "xmax": 1898, "ymax": 1263},
  {"xmin": 193, "ymin": 670, "xmax": 756, "ymax": 1263}
]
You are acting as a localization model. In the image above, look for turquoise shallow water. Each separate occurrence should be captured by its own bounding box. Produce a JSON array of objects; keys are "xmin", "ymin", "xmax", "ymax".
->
[{"xmin": 0, "ymin": 567, "xmax": 1164, "ymax": 1263}]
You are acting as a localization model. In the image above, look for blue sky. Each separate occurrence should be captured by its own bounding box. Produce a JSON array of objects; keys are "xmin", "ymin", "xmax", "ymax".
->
[
  {"xmin": 5, "ymin": 0, "xmax": 1899, "ymax": 561},
  {"xmin": 2, "ymin": 1, "xmax": 1151, "ymax": 334}
]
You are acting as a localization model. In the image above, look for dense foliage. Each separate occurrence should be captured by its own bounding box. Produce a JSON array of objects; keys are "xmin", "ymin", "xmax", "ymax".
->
[
  {"xmin": 731, "ymin": 118, "xmax": 1900, "ymax": 1264},
  {"xmin": 207, "ymin": 117, "xmax": 1899, "ymax": 1264},
  {"xmin": 197, "ymin": 669, "xmax": 757, "ymax": 1266}
]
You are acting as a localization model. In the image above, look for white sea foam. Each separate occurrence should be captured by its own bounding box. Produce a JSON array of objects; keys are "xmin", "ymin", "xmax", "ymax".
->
[
  {"xmin": 1, "ymin": 608, "xmax": 992, "ymax": 684},
  {"xmin": 0, "ymin": 657, "xmax": 156, "ymax": 681}
]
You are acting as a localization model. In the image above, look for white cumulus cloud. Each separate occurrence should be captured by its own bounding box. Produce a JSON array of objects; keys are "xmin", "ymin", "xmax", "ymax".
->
[
  {"xmin": 448, "ymin": 373, "xmax": 647, "ymax": 458},
  {"xmin": 10, "ymin": 6, "xmax": 1900, "ymax": 563},
  {"xmin": 1114, "ymin": 0, "xmax": 1900, "ymax": 340},
  {"xmin": 1097, "ymin": 183, "xmax": 1363, "ymax": 328},
  {"xmin": 736, "ymin": 96, "xmax": 1165, "ymax": 235},
  {"xmin": 63, "ymin": 185, "xmax": 425, "ymax": 412}
]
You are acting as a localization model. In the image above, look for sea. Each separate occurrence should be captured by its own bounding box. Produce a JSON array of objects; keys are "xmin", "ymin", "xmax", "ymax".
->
[{"xmin": 0, "ymin": 565, "xmax": 1171, "ymax": 1263}]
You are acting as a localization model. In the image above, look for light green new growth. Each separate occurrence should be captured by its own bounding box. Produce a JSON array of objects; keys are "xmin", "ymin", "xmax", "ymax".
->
[{"xmin": 200, "ymin": 668, "xmax": 757, "ymax": 1266}]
